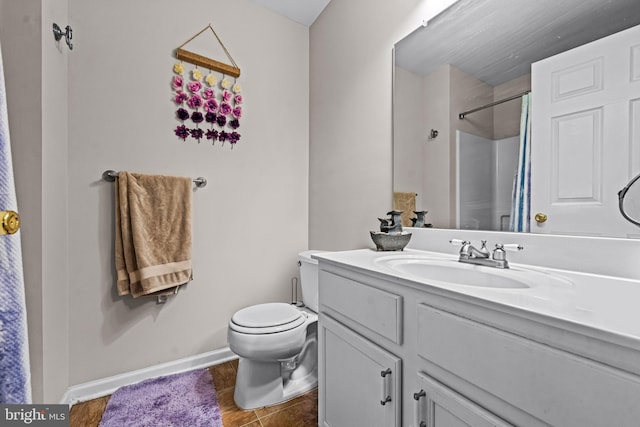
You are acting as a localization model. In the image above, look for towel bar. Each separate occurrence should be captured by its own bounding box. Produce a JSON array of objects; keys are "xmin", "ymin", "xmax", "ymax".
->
[{"xmin": 102, "ymin": 170, "xmax": 207, "ymax": 188}]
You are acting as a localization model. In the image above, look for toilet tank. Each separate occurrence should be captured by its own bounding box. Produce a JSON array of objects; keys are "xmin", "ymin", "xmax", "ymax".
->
[{"xmin": 298, "ymin": 250, "xmax": 325, "ymax": 313}]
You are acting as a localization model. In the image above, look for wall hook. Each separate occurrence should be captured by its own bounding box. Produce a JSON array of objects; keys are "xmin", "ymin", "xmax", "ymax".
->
[
  {"xmin": 428, "ymin": 129, "xmax": 439, "ymax": 140},
  {"xmin": 53, "ymin": 23, "xmax": 73, "ymax": 50}
]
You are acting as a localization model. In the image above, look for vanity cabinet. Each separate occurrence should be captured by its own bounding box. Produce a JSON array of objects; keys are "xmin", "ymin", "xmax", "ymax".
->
[
  {"xmin": 317, "ymin": 258, "xmax": 640, "ymax": 427},
  {"xmin": 319, "ymin": 314, "xmax": 401, "ymax": 427},
  {"xmin": 413, "ymin": 373, "xmax": 512, "ymax": 427}
]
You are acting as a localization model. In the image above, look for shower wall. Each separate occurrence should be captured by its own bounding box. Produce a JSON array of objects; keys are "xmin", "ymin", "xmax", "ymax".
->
[{"xmin": 457, "ymin": 131, "xmax": 519, "ymax": 231}]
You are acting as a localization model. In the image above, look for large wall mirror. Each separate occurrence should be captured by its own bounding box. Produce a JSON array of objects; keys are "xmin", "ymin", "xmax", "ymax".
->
[{"xmin": 393, "ymin": 0, "xmax": 640, "ymax": 237}]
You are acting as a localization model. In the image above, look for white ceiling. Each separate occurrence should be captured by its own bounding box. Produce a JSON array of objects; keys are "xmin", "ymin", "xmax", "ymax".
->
[
  {"xmin": 247, "ymin": 0, "xmax": 331, "ymax": 27},
  {"xmin": 395, "ymin": 0, "xmax": 640, "ymax": 86}
]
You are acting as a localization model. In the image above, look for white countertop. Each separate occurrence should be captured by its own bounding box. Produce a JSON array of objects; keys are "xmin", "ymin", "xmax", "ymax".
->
[{"xmin": 314, "ymin": 248, "xmax": 640, "ymax": 348}]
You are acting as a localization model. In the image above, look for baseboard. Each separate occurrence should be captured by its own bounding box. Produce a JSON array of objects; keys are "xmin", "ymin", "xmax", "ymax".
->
[{"xmin": 60, "ymin": 347, "xmax": 236, "ymax": 405}]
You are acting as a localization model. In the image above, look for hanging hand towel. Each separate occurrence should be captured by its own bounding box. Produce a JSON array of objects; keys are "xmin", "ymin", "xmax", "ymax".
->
[
  {"xmin": 115, "ymin": 172, "xmax": 193, "ymax": 298},
  {"xmin": 393, "ymin": 191, "xmax": 417, "ymax": 227}
]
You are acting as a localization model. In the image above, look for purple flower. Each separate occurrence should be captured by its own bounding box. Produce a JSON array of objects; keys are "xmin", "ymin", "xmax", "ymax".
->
[
  {"xmin": 204, "ymin": 99, "xmax": 218, "ymax": 113},
  {"xmin": 187, "ymin": 81, "xmax": 202, "ymax": 93},
  {"xmin": 190, "ymin": 128, "xmax": 204, "ymax": 141},
  {"xmin": 203, "ymin": 88, "xmax": 215, "ymax": 100},
  {"xmin": 219, "ymin": 131, "xmax": 229, "ymax": 142},
  {"xmin": 222, "ymin": 90, "xmax": 232, "ymax": 102},
  {"xmin": 229, "ymin": 119, "xmax": 240, "ymax": 129},
  {"xmin": 172, "ymin": 76, "xmax": 183, "ymax": 90},
  {"xmin": 232, "ymin": 106, "xmax": 242, "ymax": 119},
  {"xmin": 216, "ymin": 115, "xmax": 227, "ymax": 127},
  {"xmin": 176, "ymin": 108, "xmax": 189, "ymax": 121},
  {"xmin": 229, "ymin": 131, "xmax": 241, "ymax": 144},
  {"xmin": 219, "ymin": 102, "xmax": 232, "ymax": 116},
  {"xmin": 191, "ymin": 111, "xmax": 204, "ymax": 124},
  {"xmin": 174, "ymin": 125, "xmax": 189, "ymax": 140},
  {"xmin": 205, "ymin": 112, "xmax": 217, "ymax": 123},
  {"xmin": 174, "ymin": 91, "xmax": 189, "ymax": 104},
  {"xmin": 234, "ymin": 94, "xmax": 243, "ymax": 105},
  {"xmin": 187, "ymin": 94, "xmax": 202, "ymax": 109},
  {"xmin": 206, "ymin": 129, "xmax": 219, "ymax": 141}
]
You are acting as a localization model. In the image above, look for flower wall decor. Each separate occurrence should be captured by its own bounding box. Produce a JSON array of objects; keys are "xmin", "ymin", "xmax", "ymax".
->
[
  {"xmin": 172, "ymin": 63, "xmax": 243, "ymax": 147},
  {"xmin": 171, "ymin": 24, "xmax": 243, "ymax": 149}
]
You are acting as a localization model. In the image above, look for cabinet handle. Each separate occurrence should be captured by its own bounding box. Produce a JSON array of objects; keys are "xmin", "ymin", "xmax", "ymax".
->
[
  {"xmin": 413, "ymin": 389, "xmax": 426, "ymax": 427},
  {"xmin": 380, "ymin": 368, "xmax": 392, "ymax": 405}
]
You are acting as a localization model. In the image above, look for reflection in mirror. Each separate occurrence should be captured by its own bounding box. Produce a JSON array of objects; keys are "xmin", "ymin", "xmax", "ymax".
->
[
  {"xmin": 619, "ymin": 174, "xmax": 640, "ymax": 228},
  {"xmin": 393, "ymin": 0, "xmax": 640, "ymax": 237}
]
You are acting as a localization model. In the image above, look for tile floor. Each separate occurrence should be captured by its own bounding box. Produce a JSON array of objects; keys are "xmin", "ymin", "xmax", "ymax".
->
[{"xmin": 69, "ymin": 359, "xmax": 318, "ymax": 427}]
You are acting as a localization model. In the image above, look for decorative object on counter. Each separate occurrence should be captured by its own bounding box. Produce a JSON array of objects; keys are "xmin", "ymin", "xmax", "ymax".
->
[
  {"xmin": 382, "ymin": 210, "xmax": 404, "ymax": 234},
  {"xmin": 370, "ymin": 210, "xmax": 412, "ymax": 251},
  {"xmin": 410, "ymin": 210, "xmax": 433, "ymax": 228},
  {"xmin": 370, "ymin": 231, "xmax": 412, "ymax": 251},
  {"xmin": 393, "ymin": 192, "xmax": 417, "ymax": 226},
  {"xmin": 172, "ymin": 24, "xmax": 243, "ymax": 148},
  {"xmin": 378, "ymin": 217, "xmax": 390, "ymax": 232}
]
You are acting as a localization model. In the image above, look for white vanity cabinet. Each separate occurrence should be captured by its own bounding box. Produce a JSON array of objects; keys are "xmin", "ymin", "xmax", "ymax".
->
[
  {"xmin": 317, "ymin": 255, "xmax": 640, "ymax": 427},
  {"xmin": 413, "ymin": 373, "xmax": 512, "ymax": 427},
  {"xmin": 319, "ymin": 315, "xmax": 401, "ymax": 427},
  {"xmin": 318, "ymin": 270, "xmax": 403, "ymax": 426}
]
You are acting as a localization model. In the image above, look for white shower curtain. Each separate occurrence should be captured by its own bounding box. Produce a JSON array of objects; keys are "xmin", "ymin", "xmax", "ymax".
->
[
  {"xmin": 509, "ymin": 93, "xmax": 532, "ymax": 232},
  {"xmin": 0, "ymin": 40, "xmax": 32, "ymax": 404}
]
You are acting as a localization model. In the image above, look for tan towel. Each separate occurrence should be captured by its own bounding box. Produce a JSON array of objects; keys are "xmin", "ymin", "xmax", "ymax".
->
[
  {"xmin": 115, "ymin": 172, "xmax": 193, "ymax": 298},
  {"xmin": 393, "ymin": 191, "xmax": 417, "ymax": 227}
]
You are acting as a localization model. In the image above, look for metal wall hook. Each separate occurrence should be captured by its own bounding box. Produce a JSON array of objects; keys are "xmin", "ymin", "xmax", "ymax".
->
[{"xmin": 53, "ymin": 23, "xmax": 73, "ymax": 50}]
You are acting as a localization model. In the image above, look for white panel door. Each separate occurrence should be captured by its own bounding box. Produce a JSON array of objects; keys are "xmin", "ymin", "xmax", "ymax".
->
[{"xmin": 531, "ymin": 24, "xmax": 640, "ymax": 237}]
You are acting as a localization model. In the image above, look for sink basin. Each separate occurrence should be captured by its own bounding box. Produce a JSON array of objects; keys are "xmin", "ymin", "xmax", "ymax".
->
[{"xmin": 375, "ymin": 255, "xmax": 571, "ymax": 290}]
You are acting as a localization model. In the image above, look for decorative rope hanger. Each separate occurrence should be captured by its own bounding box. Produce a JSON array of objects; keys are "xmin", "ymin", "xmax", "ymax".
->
[
  {"xmin": 176, "ymin": 24, "xmax": 241, "ymax": 78},
  {"xmin": 171, "ymin": 23, "xmax": 244, "ymax": 147}
]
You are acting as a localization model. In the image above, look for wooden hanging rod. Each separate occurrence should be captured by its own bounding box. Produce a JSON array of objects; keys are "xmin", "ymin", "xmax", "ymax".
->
[{"xmin": 176, "ymin": 48, "xmax": 241, "ymax": 78}]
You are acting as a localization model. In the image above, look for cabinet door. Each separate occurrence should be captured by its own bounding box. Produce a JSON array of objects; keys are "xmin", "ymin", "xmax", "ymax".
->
[
  {"xmin": 319, "ymin": 314, "xmax": 401, "ymax": 427},
  {"xmin": 413, "ymin": 373, "xmax": 513, "ymax": 427}
]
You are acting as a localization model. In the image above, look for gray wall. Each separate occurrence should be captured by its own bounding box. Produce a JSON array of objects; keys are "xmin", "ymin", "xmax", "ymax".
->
[
  {"xmin": 309, "ymin": 0, "xmax": 458, "ymax": 250},
  {"xmin": 2, "ymin": 0, "xmax": 309, "ymax": 401}
]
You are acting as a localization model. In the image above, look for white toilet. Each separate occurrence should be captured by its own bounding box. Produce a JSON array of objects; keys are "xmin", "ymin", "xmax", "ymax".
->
[{"xmin": 227, "ymin": 250, "xmax": 322, "ymax": 410}]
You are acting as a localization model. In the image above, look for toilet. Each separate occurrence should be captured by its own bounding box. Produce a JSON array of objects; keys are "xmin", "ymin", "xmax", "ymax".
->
[{"xmin": 227, "ymin": 250, "xmax": 323, "ymax": 410}]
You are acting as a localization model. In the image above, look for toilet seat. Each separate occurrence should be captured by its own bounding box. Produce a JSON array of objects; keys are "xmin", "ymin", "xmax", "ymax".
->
[{"xmin": 230, "ymin": 303, "xmax": 307, "ymax": 335}]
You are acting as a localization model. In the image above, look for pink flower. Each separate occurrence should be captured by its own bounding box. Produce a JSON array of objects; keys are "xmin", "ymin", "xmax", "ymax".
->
[
  {"xmin": 204, "ymin": 99, "xmax": 218, "ymax": 113},
  {"xmin": 219, "ymin": 102, "xmax": 232, "ymax": 116},
  {"xmin": 232, "ymin": 106, "xmax": 242, "ymax": 119},
  {"xmin": 222, "ymin": 91, "xmax": 232, "ymax": 102},
  {"xmin": 203, "ymin": 88, "xmax": 215, "ymax": 100},
  {"xmin": 174, "ymin": 91, "xmax": 189, "ymax": 104},
  {"xmin": 187, "ymin": 94, "xmax": 203, "ymax": 109},
  {"xmin": 172, "ymin": 76, "xmax": 183, "ymax": 90},
  {"xmin": 234, "ymin": 94, "xmax": 243, "ymax": 105},
  {"xmin": 187, "ymin": 81, "xmax": 202, "ymax": 93}
]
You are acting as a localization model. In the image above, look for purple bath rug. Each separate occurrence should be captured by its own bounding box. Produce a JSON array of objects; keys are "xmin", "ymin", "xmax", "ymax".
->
[{"xmin": 99, "ymin": 368, "xmax": 223, "ymax": 427}]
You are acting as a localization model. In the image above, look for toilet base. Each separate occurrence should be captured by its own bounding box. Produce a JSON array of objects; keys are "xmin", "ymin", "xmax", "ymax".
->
[{"xmin": 233, "ymin": 328, "xmax": 317, "ymax": 410}]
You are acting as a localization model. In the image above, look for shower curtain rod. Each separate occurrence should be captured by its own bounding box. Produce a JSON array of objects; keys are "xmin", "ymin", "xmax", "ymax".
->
[{"xmin": 458, "ymin": 90, "xmax": 530, "ymax": 119}]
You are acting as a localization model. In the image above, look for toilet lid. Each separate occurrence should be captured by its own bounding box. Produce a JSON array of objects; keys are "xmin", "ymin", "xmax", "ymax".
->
[{"xmin": 231, "ymin": 303, "xmax": 302, "ymax": 329}]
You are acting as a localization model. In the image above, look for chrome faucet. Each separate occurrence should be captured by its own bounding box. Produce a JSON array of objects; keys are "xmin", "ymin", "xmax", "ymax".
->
[{"xmin": 450, "ymin": 239, "xmax": 523, "ymax": 269}]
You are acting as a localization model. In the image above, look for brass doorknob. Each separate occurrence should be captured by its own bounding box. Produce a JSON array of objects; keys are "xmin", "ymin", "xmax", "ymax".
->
[
  {"xmin": 534, "ymin": 212, "xmax": 548, "ymax": 223},
  {"xmin": 1, "ymin": 210, "xmax": 20, "ymax": 234}
]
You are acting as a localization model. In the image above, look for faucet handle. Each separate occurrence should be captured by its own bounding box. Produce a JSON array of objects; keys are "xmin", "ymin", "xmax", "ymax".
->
[
  {"xmin": 449, "ymin": 239, "xmax": 469, "ymax": 246},
  {"xmin": 502, "ymin": 244, "xmax": 524, "ymax": 251}
]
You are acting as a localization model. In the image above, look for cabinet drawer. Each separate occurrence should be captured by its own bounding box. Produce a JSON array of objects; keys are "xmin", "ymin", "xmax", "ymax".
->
[
  {"xmin": 417, "ymin": 304, "xmax": 640, "ymax": 427},
  {"xmin": 320, "ymin": 270, "xmax": 402, "ymax": 344}
]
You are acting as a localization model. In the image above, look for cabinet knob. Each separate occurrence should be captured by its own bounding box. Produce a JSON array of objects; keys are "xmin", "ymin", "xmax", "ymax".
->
[
  {"xmin": 534, "ymin": 212, "xmax": 548, "ymax": 223},
  {"xmin": 1, "ymin": 210, "xmax": 20, "ymax": 235}
]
